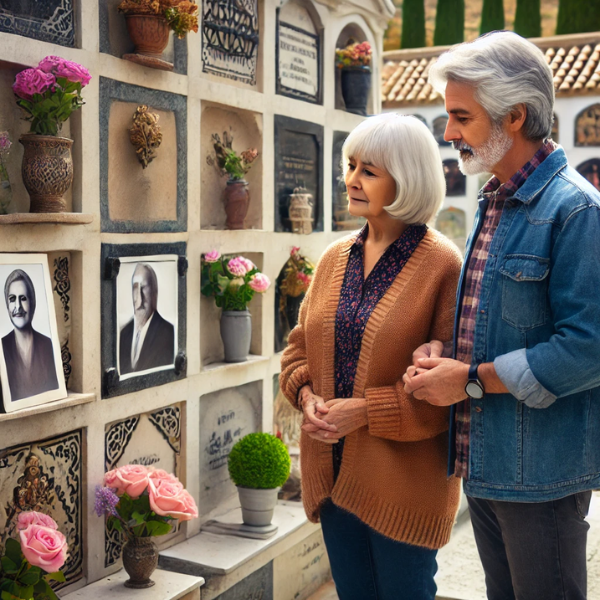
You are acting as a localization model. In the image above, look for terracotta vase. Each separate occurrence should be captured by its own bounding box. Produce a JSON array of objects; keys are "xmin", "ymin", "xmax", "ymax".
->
[
  {"xmin": 122, "ymin": 536, "xmax": 158, "ymax": 589},
  {"xmin": 223, "ymin": 179, "xmax": 250, "ymax": 230},
  {"xmin": 20, "ymin": 134, "xmax": 73, "ymax": 213},
  {"xmin": 123, "ymin": 14, "xmax": 173, "ymax": 71}
]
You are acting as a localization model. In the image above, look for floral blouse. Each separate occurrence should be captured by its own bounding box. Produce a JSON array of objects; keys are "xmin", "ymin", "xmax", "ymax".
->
[{"xmin": 332, "ymin": 223, "xmax": 428, "ymax": 478}]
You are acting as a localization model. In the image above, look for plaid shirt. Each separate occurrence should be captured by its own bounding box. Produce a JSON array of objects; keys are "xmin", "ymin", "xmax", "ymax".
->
[{"xmin": 454, "ymin": 140, "xmax": 557, "ymax": 479}]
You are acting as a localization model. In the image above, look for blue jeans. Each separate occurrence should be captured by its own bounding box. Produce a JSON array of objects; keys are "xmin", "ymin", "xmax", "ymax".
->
[
  {"xmin": 319, "ymin": 500, "xmax": 438, "ymax": 600},
  {"xmin": 468, "ymin": 492, "xmax": 592, "ymax": 600}
]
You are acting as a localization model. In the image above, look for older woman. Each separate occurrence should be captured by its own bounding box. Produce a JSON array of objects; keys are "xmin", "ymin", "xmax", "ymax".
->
[{"xmin": 279, "ymin": 113, "xmax": 462, "ymax": 599}]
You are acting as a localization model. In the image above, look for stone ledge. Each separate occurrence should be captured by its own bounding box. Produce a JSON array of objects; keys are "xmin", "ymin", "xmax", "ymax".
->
[
  {"xmin": 61, "ymin": 568, "xmax": 205, "ymax": 600},
  {"xmin": 0, "ymin": 213, "xmax": 94, "ymax": 225},
  {"xmin": 201, "ymin": 354, "xmax": 270, "ymax": 373},
  {"xmin": 0, "ymin": 392, "xmax": 95, "ymax": 423}
]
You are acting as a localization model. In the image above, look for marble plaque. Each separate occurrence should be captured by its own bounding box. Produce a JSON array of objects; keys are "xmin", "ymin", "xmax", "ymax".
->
[
  {"xmin": 202, "ymin": 0, "xmax": 259, "ymax": 85},
  {"xmin": 0, "ymin": 430, "xmax": 83, "ymax": 588},
  {"xmin": 576, "ymin": 104, "xmax": 600, "ymax": 146},
  {"xmin": 274, "ymin": 116, "xmax": 323, "ymax": 233},
  {"xmin": 0, "ymin": 0, "xmax": 74, "ymax": 46},
  {"xmin": 215, "ymin": 561, "xmax": 273, "ymax": 600},
  {"xmin": 273, "ymin": 529, "xmax": 330, "ymax": 600},
  {"xmin": 104, "ymin": 404, "xmax": 182, "ymax": 567},
  {"xmin": 277, "ymin": 3, "xmax": 320, "ymax": 103},
  {"xmin": 199, "ymin": 382, "xmax": 262, "ymax": 517},
  {"xmin": 443, "ymin": 159, "xmax": 466, "ymax": 196}
]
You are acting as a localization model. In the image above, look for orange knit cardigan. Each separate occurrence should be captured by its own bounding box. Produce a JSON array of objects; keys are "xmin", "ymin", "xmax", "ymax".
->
[{"xmin": 280, "ymin": 228, "xmax": 463, "ymax": 549}]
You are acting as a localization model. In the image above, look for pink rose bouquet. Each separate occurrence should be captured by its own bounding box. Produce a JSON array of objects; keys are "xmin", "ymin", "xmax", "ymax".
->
[
  {"xmin": 0, "ymin": 511, "xmax": 67, "ymax": 600},
  {"xmin": 95, "ymin": 465, "xmax": 198, "ymax": 539},
  {"xmin": 202, "ymin": 252, "xmax": 271, "ymax": 311},
  {"xmin": 335, "ymin": 41, "xmax": 372, "ymax": 69},
  {"xmin": 13, "ymin": 55, "xmax": 91, "ymax": 136}
]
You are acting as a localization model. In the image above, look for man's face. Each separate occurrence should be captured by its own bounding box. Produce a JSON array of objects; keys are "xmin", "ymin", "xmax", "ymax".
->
[
  {"xmin": 7, "ymin": 280, "xmax": 32, "ymax": 330},
  {"xmin": 443, "ymin": 80, "xmax": 513, "ymax": 176},
  {"xmin": 132, "ymin": 267, "xmax": 155, "ymax": 327}
]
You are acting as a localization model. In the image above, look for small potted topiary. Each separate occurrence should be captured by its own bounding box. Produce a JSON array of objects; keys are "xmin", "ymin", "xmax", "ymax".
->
[{"xmin": 228, "ymin": 432, "xmax": 291, "ymax": 527}]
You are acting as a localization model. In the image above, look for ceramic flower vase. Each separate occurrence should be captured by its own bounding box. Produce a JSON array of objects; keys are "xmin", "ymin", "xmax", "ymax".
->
[
  {"xmin": 223, "ymin": 179, "xmax": 250, "ymax": 230},
  {"xmin": 220, "ymin": 310, "xmax": 251, "ymax": 362},
  {"xmin": 20, "ymin": 134, "xmax": 73, "ymax": 213},
  {"xmin": 122, "ymin": 536, "xmax": 159, "ymax": 589},
  {"xmin": 123, "ymin": 14, "xmax": 174, "ymax": 71},
  {"xmin": 341, "ymin": 67, "xmax": 372, "ymax": 116}
]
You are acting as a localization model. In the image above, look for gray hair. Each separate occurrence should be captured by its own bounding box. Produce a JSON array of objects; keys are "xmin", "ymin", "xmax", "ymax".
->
[
  {"xmin": 342, "ymin": 113, "xmax": 446, "ymax": 225},
  {"xmin": 428, "ymin": 31, "xmax": 554, "ymax": 141},
  {"xmin": 4, "ymin": 269, "xmax": 36, "ymax": 316}
]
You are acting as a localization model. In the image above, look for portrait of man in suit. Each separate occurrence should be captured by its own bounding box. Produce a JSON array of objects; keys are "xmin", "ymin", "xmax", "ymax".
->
[
  {"xmin": 1, "ymin": 269, "xmax": 59, "ymax": 401},
  {"xmin": 119, "ymin": 263, "xmax": 175, "ymax": 375}
]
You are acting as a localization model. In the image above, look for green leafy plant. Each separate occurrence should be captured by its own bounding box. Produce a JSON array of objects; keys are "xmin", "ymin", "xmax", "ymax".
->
[
  {"xmin": 228, "ymin": 432, "xmax": 291, "ymax": 489},
  {"xmin": 209, "ymin": 131, "xmax": 258, "ymax": 181},
  {"xmin": 118, "ymin": 0, "xmax": 199, "ymax": 38}
]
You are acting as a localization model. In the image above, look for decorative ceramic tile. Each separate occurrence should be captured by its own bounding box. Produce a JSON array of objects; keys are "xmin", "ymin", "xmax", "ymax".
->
[
  {"xmin": 48, "ymin": 252, "xmax": 72, "ymax": 387},
  {"xmin": 0, "ymin": 0, "xmax": 75, "ymax": 47},
  {"xmin": 201, "ymin": 0, "xmax": 259, "ymax": 85},
  {"xmin": 104, "ymin": 404, "xmax": 182, "ymax": 567},
  {"xmin": 0, "ymin": 430, "xmax": 83, "ymax": 588}
]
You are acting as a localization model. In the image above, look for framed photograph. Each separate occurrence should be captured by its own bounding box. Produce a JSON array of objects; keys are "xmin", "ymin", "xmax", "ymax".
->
[
  {"xmin": 101, "ymin": 243, "xmax": 187, "ymax": 399},
  {"xmin": 0, "ymin": 254, "xmax": 67, "ymax": 412}
]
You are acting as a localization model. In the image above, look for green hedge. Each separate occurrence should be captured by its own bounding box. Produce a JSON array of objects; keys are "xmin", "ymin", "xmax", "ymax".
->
[{"xmin": 228, "ymin": 432, "xmax": 291, "ymax": 489}]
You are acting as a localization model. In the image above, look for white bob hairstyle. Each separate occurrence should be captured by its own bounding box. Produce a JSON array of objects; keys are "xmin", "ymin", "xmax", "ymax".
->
[
  {"xmin": 429, "ymin": 31, "xmax": 554, "ymax": 141},
  {"xmin": 342, "ymin": 113, "xmax": 446, "ymax": 225}
]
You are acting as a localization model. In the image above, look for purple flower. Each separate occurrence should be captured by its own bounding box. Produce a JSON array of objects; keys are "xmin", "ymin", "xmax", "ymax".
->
[
  {"xmin": 13, "ymin": 68, "xmax": 56, "ymax": 101},
  {"xmin": 94, "ymin": 485, "xmax": 120, "ymax": 517},
  {"xmin": 38, "ymin": 56, "xmax": 92, "ymax": 87}
]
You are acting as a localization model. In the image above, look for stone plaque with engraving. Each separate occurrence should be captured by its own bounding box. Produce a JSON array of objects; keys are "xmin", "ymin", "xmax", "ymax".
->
[
  {"xmin": 200, "ymin": 382, "xmax": 262, "ymax": 517},
  {"xmin": 277, "ymin": 3, "xmax": 320, "ymax": 103},
  {"xmin": 274, "ymin": 116, "xmax": 323, "ymax": 233}
]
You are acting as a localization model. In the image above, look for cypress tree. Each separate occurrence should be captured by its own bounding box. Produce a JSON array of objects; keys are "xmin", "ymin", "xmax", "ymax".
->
[
  {"xmin": 556, "ymin": 0, "xmax": 600, "ymax": 35},
  {"xmin": 401, "ymin": 0, "xmax": 426, "ymax": 48},
  {"xmin": 434, "ymin": 0, "xmax": 465, "ymax": 46},
  {"xmin": 479, "ymin": 0, "xmax": 504, "ymax": 35},
  {"xmin": 514, "ymin": 0, "xmax": 541, "ymax": 38}
]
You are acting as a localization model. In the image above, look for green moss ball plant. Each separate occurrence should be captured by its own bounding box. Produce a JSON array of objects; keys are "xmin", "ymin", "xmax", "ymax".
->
[{"xmin": 228, "ymin": 432, "xmax": 291, "ymax": 489}]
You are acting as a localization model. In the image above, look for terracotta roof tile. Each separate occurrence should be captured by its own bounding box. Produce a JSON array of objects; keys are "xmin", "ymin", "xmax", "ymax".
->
[{"xmin": 382, "ymin": 32, "xmax": 600, "ymax": 107}]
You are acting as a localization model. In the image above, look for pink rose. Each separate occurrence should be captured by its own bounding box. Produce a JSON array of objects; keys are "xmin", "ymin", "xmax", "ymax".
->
[
  {"xmin": 104, "ymin": 465, "xmax": 149, "ymax": 499},
  {"xmin": 148, "ymin": 478, "xmax": 198, "ymax": 522},
  {"xmin": 148, "ymin": 469, "xmax": 181, "ymax": 486},
  {"xmin": 204, "ymin": 250, "xmax": 221, "ymax": 263},
  {"xmin": 38, "ymin": 56, "xmax": 91, "ymax": 87},
  {"xmin": 248, "ymin": 273, "xmax": 271, "ymax": 293},
  {"xmin": 13, "ymin": 68, "xmax": 56, "ymax": 101},
  {"xmin": 236, "ymin": 256, "xmax": 255, "ymax": 272},
  {"xmin": 227, "ymin": 257, "xmax": 248, "ymax": 277},
  {"xmin": 291, "ymin": 246, "xmax": 300, "ymax": 255},
  {"xmin": 20, "ymin": 524, "xmax": 68, "ymax": 573},
  {"xmin": 17, "ymin": 511, "xmax": 58, "ymax": 531}
]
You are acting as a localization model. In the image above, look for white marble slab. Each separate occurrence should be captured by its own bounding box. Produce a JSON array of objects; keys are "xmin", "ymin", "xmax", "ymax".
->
[
  {"xmin": 62, "ymin": 568, "xmax": 204, "ymax": 600},
  {"xmin": 160, "ymin": 501, "xmax": 310, "ymax": 575}
]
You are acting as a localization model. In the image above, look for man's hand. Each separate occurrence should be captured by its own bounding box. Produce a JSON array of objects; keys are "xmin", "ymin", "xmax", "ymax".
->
[
  {"xmin": 302, "ymin": 397, "xmax": 367, "ymax": 443},
  {"xmin": 407, "ymin": 340, "xmax": 445, "ymax": 377},
  {"xmin": 403, "ymin": 357, "xmax": 469, "ymax": 406},
  {"xmin": 299, "ymin": 385, "xmax": 337, "ymax": 432}
]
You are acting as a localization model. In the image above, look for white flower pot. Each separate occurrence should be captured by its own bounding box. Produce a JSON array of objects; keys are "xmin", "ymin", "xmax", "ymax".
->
[{"xmin": 236, "ymin": 486, "xmax": 280, "ymax": 527}]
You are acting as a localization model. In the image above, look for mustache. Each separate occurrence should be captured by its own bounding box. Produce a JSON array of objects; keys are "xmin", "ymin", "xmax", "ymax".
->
[
  {"xmin": 11, "ymin": 309, "xmax": 26, "ymax": 317},
  {"xmin": 452, "ymin": 140, "xmax": 474, "ymax": 155}
]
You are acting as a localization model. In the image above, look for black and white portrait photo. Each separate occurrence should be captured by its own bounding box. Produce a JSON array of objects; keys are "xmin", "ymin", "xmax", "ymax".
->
[
  {"xmin": 0, "ymin": 255, "xmax": 67, "ymax": 412},
  {"xmin": 116, "ymin": 256, "xmax": 178, "ymax": 380}
]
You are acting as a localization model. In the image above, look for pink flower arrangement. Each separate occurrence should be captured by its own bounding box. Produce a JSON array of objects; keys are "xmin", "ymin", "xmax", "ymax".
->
[
  {"xmin": 96, "ymin": 465, "xmax": 198, "ymax": 538},
  {"xmin": 202, "ymin": 252, "xmax": 271, "ymax": 311},
  {"xmin": 0, "ymin": 511, "xmax": 67, "ymax": 600},
  {"xmin": 13, "ymin": 55, "xmax": 91, "ymax": 135},
  {"xmin": 335, "ymin": 41, "xmax": 372, "ymax": 69}
]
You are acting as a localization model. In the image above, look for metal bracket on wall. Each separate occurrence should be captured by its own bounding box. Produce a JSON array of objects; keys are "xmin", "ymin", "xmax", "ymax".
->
[
  {"xmin": 174, "ymin": 352, "xmax": 187, "ymax": 376},
  {"xmin": 103, "ymin": 368, "xmax": 119, "ymax": 396},
  {"xmin": 104, "ymin": 257, "xmax": 121, "ymax": 280},
  {"xmin": 178, "ymin": 256, "xmax": 188, "ymax": 277}
]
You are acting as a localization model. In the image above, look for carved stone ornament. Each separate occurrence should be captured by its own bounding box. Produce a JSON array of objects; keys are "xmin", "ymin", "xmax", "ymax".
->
[
  {"xmin": 288, "ymin": 187, "xmax": 314, "ymax": 234},
  {"xmin": 129, "ymin": 105, "xmax": 163, "ymax": 168}
]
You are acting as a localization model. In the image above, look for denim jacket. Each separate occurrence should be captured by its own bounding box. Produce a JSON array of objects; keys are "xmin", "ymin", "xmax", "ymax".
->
[{"xmin": 449, "ymin": 148, "xmax": 600, "ymax": 501}]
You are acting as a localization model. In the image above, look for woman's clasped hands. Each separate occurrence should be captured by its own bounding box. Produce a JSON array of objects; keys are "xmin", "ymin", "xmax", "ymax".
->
[{"xmin": 298, "ymin": 385, "xmax": 368, "ymax": 444}]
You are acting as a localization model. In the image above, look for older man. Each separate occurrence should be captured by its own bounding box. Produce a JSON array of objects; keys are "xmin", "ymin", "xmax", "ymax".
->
[
  {"xmin": 119, "ymin": 263, "xmax": 174, "ymax": 375},
  {"xmin": 403, "ymin": 32, "xmax": 600, "ymax": 599},
  {"xmin": 2, "ymin": 269, "xmax": 58, "ymax": 401}
]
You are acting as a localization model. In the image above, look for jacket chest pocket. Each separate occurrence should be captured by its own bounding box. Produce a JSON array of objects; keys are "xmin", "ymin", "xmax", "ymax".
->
[{"xmin": 500, "ymin": 255, "xmax": 549, "ymax": 331}]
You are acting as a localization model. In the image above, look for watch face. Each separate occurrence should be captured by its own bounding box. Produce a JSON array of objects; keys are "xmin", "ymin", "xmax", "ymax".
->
[{"xmin": 466, "ymin": 381, "xmax": 484, "ymax": 400}]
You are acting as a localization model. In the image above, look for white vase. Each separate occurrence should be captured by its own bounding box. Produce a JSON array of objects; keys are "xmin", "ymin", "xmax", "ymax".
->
[{"xmin": 236, "ymin": 486, "xmax": 280, "ymax": 527}]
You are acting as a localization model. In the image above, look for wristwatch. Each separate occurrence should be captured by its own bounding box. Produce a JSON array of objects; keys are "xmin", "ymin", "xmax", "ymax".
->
[{"xmin": 465, "ymin": 364, "xmax": 485, "ymax": 400}]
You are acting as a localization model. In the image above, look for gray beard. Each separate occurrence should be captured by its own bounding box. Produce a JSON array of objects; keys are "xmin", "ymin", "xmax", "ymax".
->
[{"xmin": 457, "ymin": 127, "xmax": 514, "ymax": 176}]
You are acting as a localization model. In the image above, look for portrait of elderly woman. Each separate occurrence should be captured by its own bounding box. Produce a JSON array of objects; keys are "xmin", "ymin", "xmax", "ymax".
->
[
  {"xmin": 280, "ymin": 113, "xmax": 463, "ymax": 599},
  {"xmin": 0, "ymin": 261, "xmax": 65, "ymax": 409}
]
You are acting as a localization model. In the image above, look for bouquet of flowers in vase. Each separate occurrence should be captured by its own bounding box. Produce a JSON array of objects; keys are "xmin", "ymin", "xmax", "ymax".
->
[
  {"xmin": 0, "ymin": 511, "xmax": 68, "ymax": 600},
  {"xmin": 279, "ymin": 247, "xmax": 314, "ymax": 300},
  {"xmin": 118, "ymin": 0, "xmax": 199, "ymax": 38},
  {"xmin": 13, "ymin": 56, "xmax": 91, "ymax": 136},
  {"xmin": 209, "ymin": 131, "xmax": 259, "ymax": 181},
  {"xmin": 201, "ymin": 251, "xmax": 271, "ymax": 311},
  {"xmin": 335, "ymin": 41, "xmax": 372, "ymax": 69}
]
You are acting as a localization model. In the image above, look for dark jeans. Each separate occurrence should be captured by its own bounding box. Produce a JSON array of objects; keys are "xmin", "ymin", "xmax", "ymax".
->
[
  {"xmin": 467, "ymin": 491, "xmax": 592, "ymax": 600},
  {"xmin": 319, "ymin": 500, "xmax": 438, "ymax": 600}
]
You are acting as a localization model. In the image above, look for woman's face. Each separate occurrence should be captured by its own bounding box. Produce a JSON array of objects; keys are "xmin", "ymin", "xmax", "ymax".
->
[{"xmin": 345, "ymin": 157, "xmax": 397, "ymax": 219}]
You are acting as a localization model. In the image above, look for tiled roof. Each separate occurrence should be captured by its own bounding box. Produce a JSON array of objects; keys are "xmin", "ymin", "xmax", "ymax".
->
[{"xmin": 382, "ymin": 32, "xmax": 600, "ymax": 107}]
